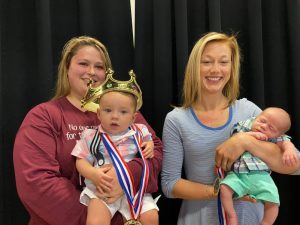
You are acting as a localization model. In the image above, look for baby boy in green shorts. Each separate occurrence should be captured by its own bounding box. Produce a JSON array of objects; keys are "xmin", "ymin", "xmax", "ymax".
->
[{"xmin": 220, "ymin": 107, "xmax": 299, "ymax": 225}]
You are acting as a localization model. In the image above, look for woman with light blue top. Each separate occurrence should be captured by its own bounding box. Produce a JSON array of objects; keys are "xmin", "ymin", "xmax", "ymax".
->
[{"xmin": 161, "ymin": 32, "xmax": 300, "ymax": 225}]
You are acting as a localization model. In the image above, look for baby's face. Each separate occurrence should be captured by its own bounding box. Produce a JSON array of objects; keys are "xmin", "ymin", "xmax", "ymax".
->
[
  {"xmin": 252, "ymin": 111, "xmax": 283, "ymax": 138},
  {"xmin": 97, "ymin": 91, "xmax": 136, "ymax": 135}
]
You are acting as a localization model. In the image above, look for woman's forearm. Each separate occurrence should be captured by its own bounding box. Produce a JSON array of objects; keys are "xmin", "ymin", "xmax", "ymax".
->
[
  {"xmin": 216, "ymin": 133, "xmax": 300, "ymax": 173},
  {"xmin": 243, "ymin": 134, "xmax": 299, "ymax": 174},
  {"xmin": 130, "ymin": 112, "xmax": 163, "ymax": 193},
  {"xmin": 172, "ymin": 178, "xmax": 216, "ymax": 200}
]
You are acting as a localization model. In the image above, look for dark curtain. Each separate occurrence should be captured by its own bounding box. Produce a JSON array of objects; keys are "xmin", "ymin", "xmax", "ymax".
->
[{"xmin": 1, "ymin": 0, "xmax": 299, "ymax": 224}]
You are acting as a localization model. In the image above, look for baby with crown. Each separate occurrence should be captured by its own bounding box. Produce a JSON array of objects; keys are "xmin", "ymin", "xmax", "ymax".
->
[{"xmin": 71, "ymin": 69, "xmax": 159, "ymax": 225}]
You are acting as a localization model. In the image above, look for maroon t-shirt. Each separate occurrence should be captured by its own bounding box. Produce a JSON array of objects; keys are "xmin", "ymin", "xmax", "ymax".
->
[{"xmin": 13, "ymin": 97, "xmax": 163, "ymax": 225}]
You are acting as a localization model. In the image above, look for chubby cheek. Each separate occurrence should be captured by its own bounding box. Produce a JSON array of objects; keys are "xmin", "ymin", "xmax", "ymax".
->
[
  {"xmin": 96, "ymin": 71, "xmax": 106, "ymax": 82},
  {"xmin": 222, "ymin": 69, "xmax": 231, "ymax": 82},
  {"xmin": 265, "ymin": 131, "xmax": 273, "ymax": 139},
  {"xmin": 68, "ymin": 78, "xmax": 89, "ymax": 99},
  {"xmin": 200, "ymin": 67, "xmax": 208, "ymax": 77},
  {"xmin": 90, "ymin": 71, "xmax": 106, "ymax": 87},
  {"xmin": 96, "ymin": 109, "xmax": 101, "ymax": 120},
  {"xmin": 68, "ymin": 63, "xmax": 85, "ymax": 77},
  {"xmin": 224, "ymin": 70, "xmax": 231, "ymax": 80}
]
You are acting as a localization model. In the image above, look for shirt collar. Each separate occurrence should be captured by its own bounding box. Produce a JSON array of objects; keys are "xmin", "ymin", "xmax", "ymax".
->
[{"xmin": 97, "ymin": 124, "xmax": 136, "ymax": 141}]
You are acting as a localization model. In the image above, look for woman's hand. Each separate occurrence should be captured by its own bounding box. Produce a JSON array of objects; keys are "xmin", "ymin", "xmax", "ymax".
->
[
  {"xmin": 239, "ymin": 195, "xmax": 257, "ymax": 203},
  {"xmin": 96, "ymin": 166, "xmax": 123, "ymax": 204},
  {"xmin": 215, "ymin": 133, "xmax": 248, "ymax": 171}
]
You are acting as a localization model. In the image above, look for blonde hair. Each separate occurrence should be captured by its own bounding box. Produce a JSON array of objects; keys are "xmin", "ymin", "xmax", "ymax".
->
[
  {"xmin": 182, "ymin": 32, "xmax": 241, "ymax": 108},
  {"xmin": 52, "ymin": 36, "xmax": 112, "ymax": 99}
]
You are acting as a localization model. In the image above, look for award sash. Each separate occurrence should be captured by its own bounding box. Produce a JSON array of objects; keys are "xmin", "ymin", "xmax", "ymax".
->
[
  {"xmin": 215, "ymin": 166, "xmax": 228, "ymax": 225},
  {"xmin": 101, "ymin": 125, "xmax": 150, "ymax": 220}
]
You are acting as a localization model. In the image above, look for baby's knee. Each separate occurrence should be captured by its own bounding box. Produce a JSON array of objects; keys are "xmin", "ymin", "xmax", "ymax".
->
[
  {"xmin": 86, "ymin": 217, "xmax": 102, "ymax": 225},
  {"xmin": 139, "ymin": 209, "xmax": 159, "ymax": 225},
  {"xmin": 220, "ymin": 184, "xmax": 234, "ymax": 198}
]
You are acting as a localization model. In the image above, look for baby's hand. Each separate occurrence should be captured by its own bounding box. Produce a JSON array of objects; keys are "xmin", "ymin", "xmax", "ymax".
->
[
  {"xmin": 239, "ymin": 195, "xmax": 257, "ymax": 203},
  {"xmin": 247, "ymin": 131, "xmax": 268, "ymax": 141},
  {"xmin": 282, "ymin": 147, "xmax": 299, "ymax": 167},
  {"xmin": 140, "ymin": 141, "xmax": 154, "ymax": 159}
]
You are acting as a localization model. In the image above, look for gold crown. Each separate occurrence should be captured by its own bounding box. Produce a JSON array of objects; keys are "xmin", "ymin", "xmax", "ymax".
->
[{"xmin": 81, "ymin": 68, "xmax": 143, "ymax": 112}]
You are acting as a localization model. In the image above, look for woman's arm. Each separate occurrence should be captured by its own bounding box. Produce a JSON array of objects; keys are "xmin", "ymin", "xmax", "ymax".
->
[
  {"xmin": 215, "ymin": 132, "xmax": 300, "ymax": 174},
  {"xmin": 13, "ymin": 107, "xmax": 86, "ymax": 225},
  {"xmin": 161, "ymin": 111, "xmax": 216, "ymax": 200},
  {"xmin": 129, "ymin": 112, "xmax": 163, "ymax": 192},
  {"xmin": 172, "ymin": 179, "xmax": 216, "ymax": 200}
]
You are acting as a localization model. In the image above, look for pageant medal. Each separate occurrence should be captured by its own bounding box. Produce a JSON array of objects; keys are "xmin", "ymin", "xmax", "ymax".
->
[
  {"xmin": 213, "ymin": 177, "xmax": 221, "ymax": 195},
  {"xmin": 124, "ymin": 219, "xmax": 142, "ymax": 225},
  {"xmin": 101, "ymin": 125, "xmax": 149, "ymax": 223}
]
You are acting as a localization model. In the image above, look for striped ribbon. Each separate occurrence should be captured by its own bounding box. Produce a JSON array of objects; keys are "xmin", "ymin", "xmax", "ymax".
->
[
  {"xmin": 101, "ymin": 125, "xmax": 149, "ymax": 220},
  {"xmin": 215, "ymin": 166, "xmax": 228, "ymax": 225}
]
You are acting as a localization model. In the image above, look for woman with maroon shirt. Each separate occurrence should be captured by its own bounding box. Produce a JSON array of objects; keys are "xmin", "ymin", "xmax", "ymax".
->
[{"xmin": 13, "ymin": 36, "xmax": 163, "ymax": 225}]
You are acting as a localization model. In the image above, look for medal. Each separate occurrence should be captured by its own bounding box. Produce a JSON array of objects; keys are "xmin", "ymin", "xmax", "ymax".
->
[
  {"xmin": 124, "ymin": 219, "xmax": 142, "ymax": 225},
  {"xmin": 213, "ymin": 177, "xmax": 221, "ymax": 195},
  {"xmin": 102, "ymin": 125, "xmax": 149, "ymax": 221}
]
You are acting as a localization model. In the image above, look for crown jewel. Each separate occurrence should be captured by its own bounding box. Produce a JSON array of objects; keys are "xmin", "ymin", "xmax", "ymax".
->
[{"xmin": 81, "ymin": 68, "xmax": 143, "ymax": 112}]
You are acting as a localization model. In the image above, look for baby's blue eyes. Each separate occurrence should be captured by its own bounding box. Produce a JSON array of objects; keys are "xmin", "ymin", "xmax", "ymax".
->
[
  {"xmin": 102, "ymin": 109, "xmax": 128, "ymax": 114},
  {"xmin": 104, "ymin": 108, "xmax": 111, "ymax": 112}
]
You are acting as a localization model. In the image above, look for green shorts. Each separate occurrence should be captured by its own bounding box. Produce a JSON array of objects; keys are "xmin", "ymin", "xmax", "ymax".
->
[{"xmin": 220, "ymin": 171, "xmax": 280, "ymax": 204}]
